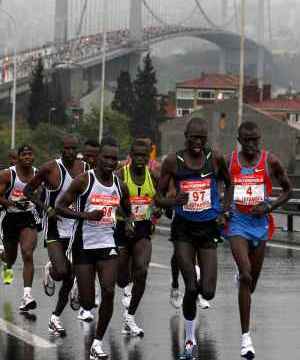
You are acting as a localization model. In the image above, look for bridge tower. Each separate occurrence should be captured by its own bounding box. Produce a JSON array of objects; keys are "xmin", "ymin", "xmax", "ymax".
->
[
  {"xmin": 128, "ymin": 0, "xmax": 143, "ymax": 78},
  {"xmin": 257, "ymin": 0, "xmax": 265, "ymax": 85},
  {"xmin": 219, "ymin": 0, "xmax": 228, "ymax": 74},
  {"xmin": 54, "ymin": 0, "xmax": 68, "ymax": 44},
  {"xmin": 129, "ymin": 0, "xmax": 143, "ymax": 45}
]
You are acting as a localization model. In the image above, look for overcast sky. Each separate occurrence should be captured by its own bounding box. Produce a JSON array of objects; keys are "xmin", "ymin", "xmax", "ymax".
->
[{"xmin": 0, "ymin": 0, "xmax": 299, "ymax": 51}]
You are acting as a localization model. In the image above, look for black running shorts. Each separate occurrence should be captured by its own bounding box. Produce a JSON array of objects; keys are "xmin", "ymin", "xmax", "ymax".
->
[
  {"xmin": 72, "ymin": 247, "xmax": 119, "ymax": 265},
  {"xmin": 114, "ymin": 220, "xmax": 152, "ymax": 249},
  {"xmin": 2, "ymin": 212, "xmax": 37, "ymax": 243},
  {"xmin": 171, "ymin": 215, "xmax": 220, "ymax": 250}
]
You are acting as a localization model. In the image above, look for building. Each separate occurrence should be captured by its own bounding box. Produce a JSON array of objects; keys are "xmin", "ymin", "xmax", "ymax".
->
[
  {"xmin": 160, "ymin": 98, "xmax": 300, "ymax": 174},
  {"xmin": 175, "ymin": 72, "xmax": 271, "ymax": 117},
  {"xmin": 253, "ymin": 98, "xmax": 300, "ymax": 130}
]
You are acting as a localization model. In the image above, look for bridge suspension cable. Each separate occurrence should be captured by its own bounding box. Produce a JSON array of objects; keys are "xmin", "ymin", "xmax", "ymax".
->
[{"xmin": 193, "ymin": 0, "xmax": 236, "ymax": 29}]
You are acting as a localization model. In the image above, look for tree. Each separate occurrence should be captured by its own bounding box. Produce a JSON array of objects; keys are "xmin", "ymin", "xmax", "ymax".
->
[
  {"xmin": 111, "ymin": 71, "xmax": 135, "ymax": 119},
  {"xmin": 27, "ymin": 57, "xmax": 48, "ymax": 129},
  {"xmin": 133, "ymin": 53, "xmax": 159, "ymax": 142},
  {"xmin": 78, "ymin": 107, "xmax": 132, "ymax": 156}
]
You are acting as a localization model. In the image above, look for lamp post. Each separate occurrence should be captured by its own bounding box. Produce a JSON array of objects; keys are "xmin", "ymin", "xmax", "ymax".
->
[
  {"xmin": 0, "ymin": 8, "xmax": 17, "ymax": 149},
  {"xmin": 99, "ymin": 0, "xmax": 108, "ymax": 143},
  {"xmin": 237, "ymin": 0, "xmax": 245, "ymax": 137},
  {"xmin": 48, "ymin": 107, "xmax": 57, "ymax": 127}
]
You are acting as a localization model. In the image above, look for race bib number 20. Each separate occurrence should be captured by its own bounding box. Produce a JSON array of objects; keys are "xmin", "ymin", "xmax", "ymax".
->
[{"xmin": 180, "ymin": 179, "xmax": 212, "ymax": 212}]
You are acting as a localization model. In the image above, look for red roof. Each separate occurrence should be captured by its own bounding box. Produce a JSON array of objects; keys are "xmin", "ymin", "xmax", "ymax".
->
[
  {"xmin": 176, "ymin": 73, "xmax": 241, "ymax": 90},
  {"xmin": 253, "ymin": 98, "xmax": 300, "ymax": 111}
]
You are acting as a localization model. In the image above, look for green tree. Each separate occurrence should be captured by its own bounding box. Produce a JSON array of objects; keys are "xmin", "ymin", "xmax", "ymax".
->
[
  {"xmin": 133, "ymin": 53, "xmax": 159, "ymax": 141},
  {"xmin": 27, "ymin": 57, "xmax": 48, "ymax": 129},
  {"xmin": 78, "ymin": 106, "xmax": 132, "ymax": 156},
  {"xmin": 112, "ymin": 71, "xmax": 135, "ymax": 119}
]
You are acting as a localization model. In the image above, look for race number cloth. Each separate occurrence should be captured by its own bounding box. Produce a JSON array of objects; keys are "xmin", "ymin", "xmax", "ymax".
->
[
  {"xmin": 180, "ymin": 179, "xmax": 212, "ymax": 212},
  {"xmin": 129, "ymin": 196, "xmax": 152, "ymax": 221},
  {"xmin": 88, "ymin": 193, "xmax": 120, "ymax": 226}
]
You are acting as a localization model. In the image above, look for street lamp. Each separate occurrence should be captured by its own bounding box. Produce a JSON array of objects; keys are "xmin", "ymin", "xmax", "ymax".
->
[
  {"xmin": 99, "ymin": 0, "xmax": 108, "ymax": 143},
  {"xmin": 48, "ymin": 107, "xmax": 57, "ymax": 127},
  {"xmin": 237, "ymin": 0, "xmax": 245, "ymax": 140},
  {"xmin": 0, "ymin": 7, "xmax": 17, "ymax": 149}
]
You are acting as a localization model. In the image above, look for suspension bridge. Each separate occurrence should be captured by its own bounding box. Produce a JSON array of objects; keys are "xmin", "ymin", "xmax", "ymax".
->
[{"xmin": 0, "ymin": 0, "xmax": 272, "ymax": 107}]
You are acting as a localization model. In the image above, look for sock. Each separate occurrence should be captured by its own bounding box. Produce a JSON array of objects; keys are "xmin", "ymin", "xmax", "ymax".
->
[
  {"xmin": 93, "ymin": 338, "xmax": 102, "ymax": 347},
  {"xmin": 24, "ymin": 287, "xmax": 32, "ymax": 297},
  {"xmin": 242, "ymin": 332, "xmax": 250, "ymax": 338},
  {"xmin": 124, "ymin": 283, "xmax": 132, "ymax": 296},
  {"xmin": 185, "ymin": 319, "xmax": 196, "ymax": 344},
  {"xmin": 51, "ymin": 313, "xmax": 59, "ymax": 320}
]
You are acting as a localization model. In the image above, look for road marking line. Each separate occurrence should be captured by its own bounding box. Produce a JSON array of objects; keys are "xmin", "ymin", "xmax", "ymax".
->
[
  {"xmin": 156, "ymin": 226, "xmax": 300, "ymax": 251},
  {"xmin": 0, "ymin": 318, "xmax": 56, "ymax": 348},
  {"xmin": 150, "ymin": 262, "xmax": 170, "ymax": 270}
]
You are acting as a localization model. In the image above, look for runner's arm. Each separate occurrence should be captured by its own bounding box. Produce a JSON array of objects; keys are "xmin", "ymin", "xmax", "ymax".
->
[
  {"xmin": 56, "ymin": 174, "xmax": 102, "ymax": 221},
  {"xmin": 267, "ymin": 153, "xmax": 292, "ymax": 211},
  {"xmin": 119, "ymin": 179, "xmax": 132, "ymax": 218},
  {"xmin": 23, "ymin": 163, "xmax": 52, "ymax": 211},
  {"xmin": 214, "ymin": 150, "xmax": 233, "ymax": 212},
  {"xmin": 155, "ymin": 154, "xmax": 188, "ymax": 208},
  {"xmin": 0, "ymin": 170, "xmax": 14, "ymax": 209}
]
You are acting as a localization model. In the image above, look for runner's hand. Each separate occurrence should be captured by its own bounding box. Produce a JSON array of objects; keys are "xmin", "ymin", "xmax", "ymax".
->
[
  {"xmin": 125, "ymin": 219, "xmax": 135, "ymax": 239},
  {"xmin": 251, "ymin": 202, "xmax": 269, "ymax": 217},
  {"xmin": 175, "ymin": 192, "xmax": 189, "ymax": 206},
  {"xmin": 84, "ymin": 210, "xmax": 104, "ymax": 221},
  {"xmin": 14, "ymin": 200, "xmax": 30, "ymax": 211},
  {"xmin": 216, "ymin": 213, "xmax": 227, "ymax": 228}
]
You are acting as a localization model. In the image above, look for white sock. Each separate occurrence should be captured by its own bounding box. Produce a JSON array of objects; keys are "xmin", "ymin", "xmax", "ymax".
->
[
  {"xmin": 51, "ymin": 313, "xmax": 59, "ymax": 320},
  {"xmin": 195, "ymin": 265, "xmax": 200, "ymax": 281},
  {"xmin": 124, "ymin": 283, "xmax": 132, "ymax": 296},
  {"xmin": 93, "ymin": 338, "xmax": 102, "ymax": 347},
  {"xmin": 185, "ymin": 319, "xmax": 196, "ymax": 344},
  {"xmin": 242, "ymin": 331, "xmax": 250, "ymax": 338},
  {"xmin": 24, "ymin": 287, "xmax": 31, "ymax": 297}
]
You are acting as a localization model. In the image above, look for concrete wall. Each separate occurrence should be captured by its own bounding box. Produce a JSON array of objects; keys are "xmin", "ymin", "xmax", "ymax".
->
[{"xmin": 160, "ymin": 99, "xmax": 300, "ymax": 174}]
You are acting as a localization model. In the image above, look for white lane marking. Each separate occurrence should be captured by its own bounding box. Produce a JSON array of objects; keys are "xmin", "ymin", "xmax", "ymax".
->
[
  {"xmin": 150, "ymin": 262, "xmax": 170, "ymax": 270},
  {"xmin": 0, "ymin": 318, "xmax": 56, "ymax": 348},
  {"xmin": 156, "ymin": 226, "xmax": 300, "ymax": 252}
]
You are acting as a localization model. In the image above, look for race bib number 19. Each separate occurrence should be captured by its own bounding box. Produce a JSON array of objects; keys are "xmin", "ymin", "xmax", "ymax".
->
[{"xmin": 180, "ymin": 179, "xmax": 212, "ymax": 212}]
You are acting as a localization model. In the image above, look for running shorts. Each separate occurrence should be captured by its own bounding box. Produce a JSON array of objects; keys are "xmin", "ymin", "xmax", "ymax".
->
[
  {"xmin": 114, "ymin": 220, "xmax": 152, "ymax": 248},
  {"xmin": 2, "ymin": 212, "xmax": 37, "ymax": 243}
]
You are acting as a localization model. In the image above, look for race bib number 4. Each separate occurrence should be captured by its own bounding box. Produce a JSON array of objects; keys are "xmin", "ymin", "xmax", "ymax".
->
[
  {"xmin": 180, "ymin": 180, "xmax": 212, "ymax": 212},
  {"xmin": 130, "ymin": 196, "xmax": 152, "ymax": 221},
  {"xmin": 88, "ymin": 194, "xmax": 120, "ymax": 225},
  {"xmin": 233, "ymin": 175, "xmax": 265, "ymax": 206}
]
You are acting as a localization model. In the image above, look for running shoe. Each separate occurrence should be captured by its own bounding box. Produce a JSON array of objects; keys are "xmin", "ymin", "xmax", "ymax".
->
[
  {"xmin": 240, "ymin": 333, "xmax": 255, "ymax": 359},
  {"xmin": 121, "ymin": 285, "xmax": 132, "ymax": 309},
  {"xmin": 78, "ymin": 307, "xmax": 94, "ymax": 322},
  {"xmin": 179, "ymin": 340, "xmax": 195, "ymax": 359},
  {"xmin": 70, "ymin": 278, "xmax": 80, "ymax": 311},
  {"xmin": 90, "ymin": 340, "xmax": 108, "ymax": 359},
  {"xmin": 43, "ymin": 261, "xmax": 55, "ymax": 296},
  {"xmin": 197, "ymin": 294, "xmax": 211, "ymax": 309},
  {"xmin": 122, "ymin": 312, "xmax": 144, "ymax": 337},
  {"xmin": 170, "ymin": 288, "xmax": 183, "ymax": 309},
  {"xmin": 2, "ymin": 264, "xmax": 14, "ymax": 285},
  {"xmin": 48, "ymin": 314, "xmax": 66, "ymax": 337},
  {"xmin": 19, "ymin": 294, "xmax": 37, "ymax": 312}
]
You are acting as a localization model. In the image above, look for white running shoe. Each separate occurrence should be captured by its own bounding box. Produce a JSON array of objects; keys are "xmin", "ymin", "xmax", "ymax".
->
[
  {"xmin": 48, "ymin": 314, "xmax": 66, "ymax": 337},
  {"xmin": 70, "ymin": 278, "xmax": 80, "ymax": 311},
  {"xmin": 43, "ymin": 261, "xmax": 55, "ymax": 297},
  {"xmin": 19, "ymin": 294, "xmax": 37, "ymax": 312},
  {"xmin": 78, "ymin": 307, "xmax": 94, "ymax": 322},
  {"xmin": 122, "ymin": 312, "xmax": 144, "ymax": 337},
  {"xmin": 240, "ymin": 333, "xmax": 255, "ymax": 359},
  {"xmin": 90, "ymin": 340, "xmax": 108, "ymax": 359},
  {"xmin": 170, "ymin": 288, "xmax": 183, "ymax": 309},
  {"xmin": 198, "ymin": 294, "xmax": 211, "ymax": 309},
  {"xmin": 121, "ymin": 285, "xmax": 132, "ymax": 309}
]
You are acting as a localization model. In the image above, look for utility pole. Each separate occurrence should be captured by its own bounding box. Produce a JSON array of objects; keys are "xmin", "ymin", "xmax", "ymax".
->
[
  {"xmin": 238, "ymin": 0, "xmax": 246, "ymax": 134},
  {"xmin": 257, "ymin": 0, "xmax": 265, "ymax": 87}
]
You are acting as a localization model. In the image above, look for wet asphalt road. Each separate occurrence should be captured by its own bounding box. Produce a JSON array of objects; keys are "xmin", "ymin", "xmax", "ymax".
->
[{"xmin": 0, "ymin": 227, "xmax": 300, "ymax": 360}]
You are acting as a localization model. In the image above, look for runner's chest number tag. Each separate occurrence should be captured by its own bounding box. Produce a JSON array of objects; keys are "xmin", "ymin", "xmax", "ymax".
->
[
  {"xmin": 233, "ymin": 174, "xmax": 265, "ymax": 206},
  {"xmin": 11, "ymin": 188, "xmax": 24, "ymax": 202},
  {"xmin": 180, "ymin": 179, "xmax": 211, "ymax": 212},
  {"xmin": 88, "ymin": 194, "xmax": 120, "ymax": 225},
  {"xmin": 130, "ymin": 196, "xmax": 152, "ymax": 221}
]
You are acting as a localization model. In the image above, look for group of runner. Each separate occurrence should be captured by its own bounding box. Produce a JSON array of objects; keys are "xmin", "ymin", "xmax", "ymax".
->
[{"xmin": 0, "ymin": 117, "xmax": 292, "ymax": 360}]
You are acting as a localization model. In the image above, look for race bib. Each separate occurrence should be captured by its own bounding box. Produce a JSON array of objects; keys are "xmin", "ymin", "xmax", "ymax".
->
[
  {"xmin": 233, "ymin": 174, "xmax": 265, "ymax": 206},
  {"xmin": 10, "ymin": 188, "xmax": 24, "ymax": 202},
  {"xmin": 88, "ymin": 194, "xmax": 120, "ymax": 226},
  {"xmin": 130, "ymin": 196, "xmax": 152, "ymax": 221},
  {"xmin": 180, "ymin": 179, "xmax": 212, "ymax": 212}
]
